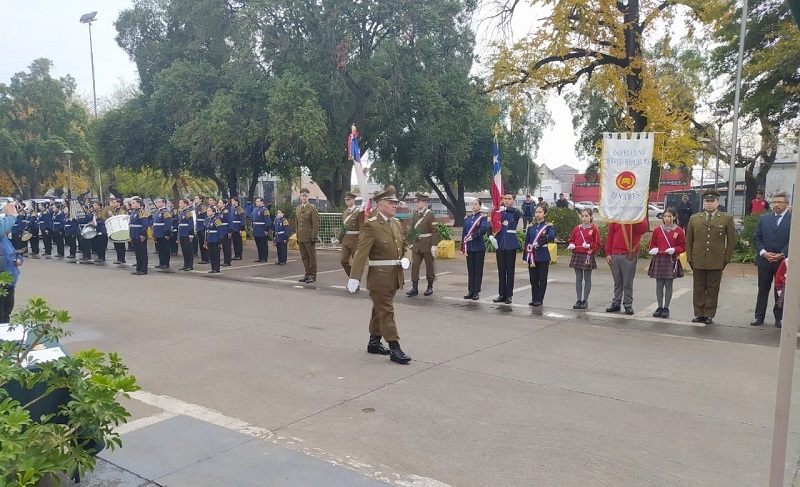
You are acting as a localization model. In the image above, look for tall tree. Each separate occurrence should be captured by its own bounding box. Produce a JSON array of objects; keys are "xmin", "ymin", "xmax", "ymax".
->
[
  {"xmin": 711, "ymin": 0, "xmax": 800, "ymax": 212},
  {"xmin": 488, "ymin": 0, "xmax": 726, "ymax": 175},
  {"xmin": 0, "ymin": 59, "xmax": 91, "ymax": 198}
]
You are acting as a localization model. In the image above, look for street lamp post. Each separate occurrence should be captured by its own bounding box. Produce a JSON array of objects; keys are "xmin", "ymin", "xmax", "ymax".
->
[
  {"xmin": 714, "ymin": 109, "xmax": 730, "ymax": 188},
  {"xmin": 63, "ymin": 150, "xmax": 74, "ymax": 216},
  {"xmin": 80, "ymin": 11, "xmax": 104, "ymax": 205},
  {"xmin": 698, "ymin": 138, "xmax": 711, "ymax": 189}
]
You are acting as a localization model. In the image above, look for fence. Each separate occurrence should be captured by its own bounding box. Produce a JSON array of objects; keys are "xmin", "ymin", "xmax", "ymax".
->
[{"xmin": 317, "ymin": 212, "xmax": 343, "ymax": 250}]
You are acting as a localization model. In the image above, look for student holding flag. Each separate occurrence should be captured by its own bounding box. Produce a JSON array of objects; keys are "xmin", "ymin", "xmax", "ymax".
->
[
  {"xmin": 461, "ymin": 198, "xmax": 489, "ymax": 300},
  {"xmin": 523, "ymin": 205, "xmax": 555, "ymax": 307}
]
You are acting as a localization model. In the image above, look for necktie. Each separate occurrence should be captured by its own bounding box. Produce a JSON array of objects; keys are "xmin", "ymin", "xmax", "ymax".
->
[
  {"xmin": 706, "ymin": 213, "xmax": 711, "ymax": 223},
  {"xmin": 776, "ymin": 213, "xmax": 781, "ymax": 226}
]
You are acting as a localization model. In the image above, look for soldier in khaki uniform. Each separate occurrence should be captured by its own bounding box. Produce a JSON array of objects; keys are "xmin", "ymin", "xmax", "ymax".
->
[
  {"xmin": 337, "ymin": 192, "xmax": 362, "ymax": 276},
  {"xmin": 685, "ymin": 189, "xmax": 736, "ymax": 324},
  {"xmin": 347, "ymin": 186, "xmax": 412, "ymax": 364},
  {"xmin": 406, "ymin": 193, "xmax": 440, "ymax": 297},
  {"xmin": 295, "ymin": 188, "xmax": 320, "ymax": 283}
]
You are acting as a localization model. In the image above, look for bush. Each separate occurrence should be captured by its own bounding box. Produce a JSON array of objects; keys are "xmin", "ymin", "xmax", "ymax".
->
[
  {"xmin": 483, "ymin": 230, "xmax": 526, "ymax": 253},
  {"xmin": 438, "ymin": 223, "xmax": 453, "ymax": 241},
  {"xmin": 0, "ymin": 285, "xmax": 139, "ymax": 486},
  {"xmin": 546, "ymin": 207, "xmax": 580, "ymax": 242}
]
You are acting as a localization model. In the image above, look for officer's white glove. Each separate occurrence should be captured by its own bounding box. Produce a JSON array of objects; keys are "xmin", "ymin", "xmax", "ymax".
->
[
  {"xmin": 567, "ymin": 243, "xmax": 576, "ymax": 250},
  {"xmin": 666, "ymin": 247, "xmax": 675, "ymax": 255},
  {"xmin": 582, "ymin": 243, "xmax": 591, "ymax": 249},
  {"xmin": 778, "ymin": 290, "xmax": 783, "ymax": 297},
  {"xmin": 649, "ymin": 247, "xmax": 659, "ymax": 255},
  {"xmin": 533, "ymin": 242, "xmax": 539, "ymax": 249},
  {"xmin": 488, "ymin": 235, "xmax": 498, "ymax": 248},
  {"xmin": 400, "ymin": 257, "xmax": 410, "ymax": 269},
  {"xmin": 347, "ymin": 279, "xmax": 360, "ymax": 293},
  {"xmin": 331, "ymin": 238, "xmax": 340, "ymax": 245},
  {"xmin": 498, "ymin": 206, "xmax": 506, "ymax": 212},
  {"xmin": 430, "ymin": 246, "xmax": 437, "ymax": 255}
]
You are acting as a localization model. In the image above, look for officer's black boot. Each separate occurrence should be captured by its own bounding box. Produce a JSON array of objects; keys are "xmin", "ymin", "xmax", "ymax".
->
[
  {"xmin": 388, "ymin": 341, "xmax": 411, "ymax": 364},
  {"xmin": 406, "ymin": 281, "xmax": 418, "ymax": 297},
  {"xmin": 423, "ymin": 281, "xmax": 434, "ymax": 296},
  {"xmin": 367, "ymin": 335, "xmax": 390, "ymax": 355}
]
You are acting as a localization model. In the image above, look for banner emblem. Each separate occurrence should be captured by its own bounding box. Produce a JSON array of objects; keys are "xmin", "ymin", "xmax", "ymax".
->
[{"xmin": 616, "ymin": 171, "xmax": 636, "ymax": 191}]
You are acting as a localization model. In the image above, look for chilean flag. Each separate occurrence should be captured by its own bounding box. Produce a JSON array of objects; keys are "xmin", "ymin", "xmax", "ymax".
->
[
  {"xmin": 348, "ymin": 125, "xmax": 371, "ymax": 219},
  {"xmin": 490, "ymin": 137, "xmax": 503, "ymax": 234}
]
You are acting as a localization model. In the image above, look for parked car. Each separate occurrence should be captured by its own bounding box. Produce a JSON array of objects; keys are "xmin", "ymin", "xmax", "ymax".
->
[
  {"xmin": 648, "ymin": 203, "xmax": 664, "ymax": 219},
  {"xmin": 574, "ymin": 201, "xmax": 599, "ymax": 213}
]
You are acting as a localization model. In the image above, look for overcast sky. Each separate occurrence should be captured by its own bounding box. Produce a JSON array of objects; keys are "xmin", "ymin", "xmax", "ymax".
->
[{"xmin": 0, "ymin": 1, "xmax": 583, "ymax": 172}]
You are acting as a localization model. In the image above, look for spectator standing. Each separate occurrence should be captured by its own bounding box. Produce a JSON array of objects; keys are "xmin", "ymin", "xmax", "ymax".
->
[
  {"xmin": 676, "ymin": 194, "xmax": 693, "ymax": 229},
  {"xmin": 521, "ymin": 195, "xmax": 535, "ymax": 229},
  {"xmin": 0, "ymin": 202, "xmax": 23, "ymax": 322},
  {"xmin": 750, "ymin": 190, "xmax": 770, "ymax": 214},
  {"xmin": 750, "ymin": 191, "xmax": 791, "ymax": 328},
  {"xmin": 556, "ymin": 193, "xmax": 570, "ymax": 208}
]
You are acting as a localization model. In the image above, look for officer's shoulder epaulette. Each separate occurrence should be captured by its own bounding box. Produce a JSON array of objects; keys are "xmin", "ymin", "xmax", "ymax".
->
[
  {"xmin": 368, "ymin": 216, "xmax": 377, "ymax": 222},
  {"xmin": 282, "ymin": 220, "xmax": 289, "ymax": 226},
  {"xmin": 223, "ymin": 209, "xmax": 229, "ymax": 213}
]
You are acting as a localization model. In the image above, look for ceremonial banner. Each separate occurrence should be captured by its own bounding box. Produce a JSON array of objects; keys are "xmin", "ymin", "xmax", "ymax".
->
[
  {"xmin": 599, "ymin": 132, "xmax": 654, "ymax": 223},
  {"xmin": 348, "ymin": 125, "xmax": 371, "ymax": 218},
  {"xmin": 490, "ymin": 133, "xmax": 503, "ymax": 234}
]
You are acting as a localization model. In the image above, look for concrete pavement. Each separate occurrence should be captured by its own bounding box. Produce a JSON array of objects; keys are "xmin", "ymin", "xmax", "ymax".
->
[{"xmin": 18, "ymin": 244, "xmax": 800, "ymax": 486}]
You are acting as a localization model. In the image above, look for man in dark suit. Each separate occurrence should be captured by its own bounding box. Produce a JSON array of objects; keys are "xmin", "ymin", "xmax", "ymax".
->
[{"xmin": 750, "ymin": 191, "xmax": 791, "ymax": 328}]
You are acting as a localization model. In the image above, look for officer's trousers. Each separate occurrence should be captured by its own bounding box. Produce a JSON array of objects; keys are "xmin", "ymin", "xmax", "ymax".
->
[
  {"xmin": 299, "ymin": 241, "xmax": 317, "ymax": 277},
  {"xmin": 369, "ymin": 289, "xmax": 399, "ymax": 342},
  {"xmin": 254, "ymin": 236, "xmax": 268, "ymax": 261},
  {"xmin": 411, "ymin": 250, "xmax": 435, "ymax": 282},
  {"xmin": 340, "ymin": 239, "xmax": 357, "ymax": 276},
  {"xmin": 692, "ymin": 268, "xmax": 723, "ymax": 318}
]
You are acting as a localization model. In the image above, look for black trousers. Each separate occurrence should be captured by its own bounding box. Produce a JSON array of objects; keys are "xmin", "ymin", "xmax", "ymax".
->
[
  {"xmin": 276, "ymin": 242, "xmax": 287, "ymax": 264},
  {"xmin": 65, "ymin": 235, "xmax": 77, "ymax": 256},
  {"xmin": 221, "ymin": 234, "xmax": 232, "ymax": 264},
  {"xmin": 156, "ymin": 237, "xmax": 170, "ymax": 267},
  {"xmin": 254, "ymin": 236, "xmax": 268, "ymax": 261},
  {"xmin": 113, "ymin": 241, "xmax": 127, "ymax": 262},
  {"xmin": 171, "ymin": 231, "xmax": 179, "ymax": 254},
  {"xmin": 53, "ymin": 232, "xmax": 64, "ymax": 256},
  {"xmin": 133, "ymin": 237, "xmax": 148, "ymax": 273},
  {"xmin": 79, "ymin": 236, "xmax": 92, "ymax": 259},
  {"xmin": 208, "ymin": 241, "xmax": 220, "ymax": 271},
  {"xmin": 179, "ymin": 237, "xmax": 194, "ymax": 269},
  {"xmin": 0, "ymin": 286, "xmax": 15, "ymax": 323},
  {"xmin": 11, "ymin": 234, "xmax": 22, "ymax": 251},
  {"xmin": 91, "ymin": 235, "xmax": 107, "ymax": 260},
  {"xmin": 756, "ymin": 263, "xmax": 781, "ymax": 321},
  {"xmin": 195, "ymin": 231, "xmax": 208, "ymax": 262},
  {"xmin": 42, "ymin": 230, "xmax": 52, "ymax": 254},
  {"xmin": 528, "ymin": 261, "xmax": 550, "ymax": 303},
  {"xmin": 466, "ymin": 251, "xmax": 485, "ymax": 294},
  {"xmin": 30, "ymin": 234, "xmax": 39, "ymax": 254},
  {"xmin": 232, "ymin": 230, "xmax": 243, "ymax": 258},
  {"xmin": 496, "ymin": 248, "xmax": 517, "ymax": 298}
]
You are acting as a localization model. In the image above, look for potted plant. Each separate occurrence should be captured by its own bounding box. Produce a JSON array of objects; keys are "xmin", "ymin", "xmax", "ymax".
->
[{"xmin": 0, "ymin": 274, "xmax": 139, "ymax": 486}]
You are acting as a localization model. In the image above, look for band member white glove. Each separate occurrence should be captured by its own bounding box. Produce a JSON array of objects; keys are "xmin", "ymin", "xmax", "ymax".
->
[
  {"xmin": 430, "ymin": 246, "xmax": 437, "ymax": 255},
  {"xmin": 464, "ymin": 235, "xmax": 472, "ymax": 242},
  {"xmin": 347, "ymin": 279, "xmax": 360, "ymax": 293},
  {"xmin": 498, "ymin": 206, "xmax": 506, "ymax": 212},
  {"xmin": 400, "ymin": 257, "xmax": 410, "ymax": 269},
  {"xmin": 666, "ymin": 247, "xmax": 675, "ymax": 255},
  {"xmin": 567, "ymin": 243, "xmax": 576, "ymax": 250},
  {"xmin": 649, "ymin": 247, "xmax": 659, "ymax": 255},
  {"xmin": 488, "ymin": 236, "xmax": 498, "ymax": 248},
  {"xmin": 533, "ymin": 242, "xmax": 539, "ymax": 249},
  {"xmin": 582, "ymin": 243, "xmax": 591, "ymax": 249}
]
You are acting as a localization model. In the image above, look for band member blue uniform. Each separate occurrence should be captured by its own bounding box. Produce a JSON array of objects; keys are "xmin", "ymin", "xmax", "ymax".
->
[{"xmin": 491, "ymin": 192, "xmax": 523, "ymax": 304}]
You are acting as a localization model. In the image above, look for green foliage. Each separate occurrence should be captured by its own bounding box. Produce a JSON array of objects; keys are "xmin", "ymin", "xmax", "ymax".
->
[
  {"xmin": 638, "ymin": 233, "xmax": 653, "ymax": 260},
  {"xmin": 0, "ymin": 292, "xmax": 139, "ymax": 486},
  {"xmin": 438, "ymin": 224, "xmax": 453, "ymax": 241},
  {"xmin": 737, "ymin": 212, "xmax": 760, "ymax": 253},
  {"xmin": 483, "ymin": 230, "xmax": 526, "ymax": 253},
  {"xmin": 545, "ymin": 208, "xmax": 580, "ymax": 242}
]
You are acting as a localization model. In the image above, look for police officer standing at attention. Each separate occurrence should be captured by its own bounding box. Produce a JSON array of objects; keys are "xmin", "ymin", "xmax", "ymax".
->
[
  {"xmin": 177, "ymin": 198, "xmax": 195, "ymax": 271},
  {"xmin": 251, "ymin": 197, "xmax": 272, "ymax": 263},
  {"xmin": 337, "ymin": 192, "xmax": 362, "ymax": 277},
  {"xmin": 685, "ymin": 189, "xmax": 736, "ymax": 324},
  {"xmin": 295, "ymin": 188, "xmax": 319, "ymax": 283},
  {"xmin": 204, "ymin": 205, "xmax": 222, "ymax": 273},
  {"xmin": 230, "ymin": 197, "xmax": 246, "ymax": 260},
  {"xmin": 407, "ymin": 193, "xmax": 439, "ymax": 297},
  {"xmin": 129, "ymin": 197, "xmax": 151, "ymax": 275},
  {"xmin": 488, "ymin": 191, "xmax": 523, "ymax": 304},
  {"xmin": 152, "ymin": 198, "xmax": 173, "ymax": 269},
  {"xmin": 216, "ymin": 199, "xmax": 233, "ymax": 266},
  {"xmin": 194, "ymin": 195, "xmax": 208, "ymax": 263},
  {"xmin": 347, "ymin": 186, "xmax": 412, "ymax": 364}
]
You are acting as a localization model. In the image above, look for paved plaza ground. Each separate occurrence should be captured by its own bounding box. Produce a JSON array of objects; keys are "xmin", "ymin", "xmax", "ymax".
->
[{"xmin": 17, "ymin": 242, "xmax": 800, "ymax": 486}]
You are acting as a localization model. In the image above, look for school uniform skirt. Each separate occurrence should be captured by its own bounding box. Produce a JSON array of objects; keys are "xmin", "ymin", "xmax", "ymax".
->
[
  {"xmin": 647, "ymin": 254, "xmax": 683, "ymax": 279},
  {"xmin": 569, "ymin": 252, "xmax": 597, "ymax": 270}
]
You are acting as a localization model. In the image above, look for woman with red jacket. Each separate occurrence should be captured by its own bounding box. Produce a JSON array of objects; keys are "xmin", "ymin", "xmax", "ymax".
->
[
  {"xmin": 567, "ymin": 209, "xmax": 602, "ymax": 309},
  {"xmin": 647, "ymin": 208, "xmax": 686, "ymax": 318}
]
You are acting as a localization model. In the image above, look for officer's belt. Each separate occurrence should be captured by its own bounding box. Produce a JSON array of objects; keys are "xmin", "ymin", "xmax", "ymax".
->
[
  {"xmin": 253, "ymin": 222, "xmax": 266, "ymax": 225},
  {"xmin": 369, "ymin": 259, "xmax": 401, "ymax": 266},
  {"xmin": 346, "ymin": 231, "xmax": 360, "ymax": 235},
  {"xmin": 418, "ymin": 233, "xmax": 432, "ymax": 237}
]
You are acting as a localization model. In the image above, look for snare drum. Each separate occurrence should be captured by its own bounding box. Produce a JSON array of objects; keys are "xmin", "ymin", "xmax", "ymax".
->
[
  {"xmin": 80, "ymin": 225, "xmax": 97, "ymax": 240},
  {"xmin": 106, "ymin": 214, "xmax": 131, "ymax": 242},
  {"xmin": 20, "ymin": 231, "xmax": 32, "ymax": 242}
]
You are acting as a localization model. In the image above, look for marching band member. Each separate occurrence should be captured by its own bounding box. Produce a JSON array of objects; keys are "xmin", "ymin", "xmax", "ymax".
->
[
  {"xmin": 251, "ymin": 197, "xmax": 271, "ymax": 263},
  {"xmin": 11, "ymin": 203, "xmax": 25, "ymax": 252},
  {"xmin": 230, "ymin": 196, "xmax": 246, "ymax": 260},
  {"xmin": 177, "ymin": 199, "xmax": 194, "ymax": 271},
  {"xmin": 152, "ymin": 198, "xmax": 173, "ymax": 269},
  {"xmin": 204, "ymin": 205, "xmax": 222, "ymax": 273},
  {"xmin": 61, "ymin": 206, "xmax": 78, "ymax": 259},
  {"xmin": 273, "ymin": 208, "xmax": 289, "ymax": 265},
  {"xmin": 89, "ymin": 202, "xmax": 109, "ymax": 263},
  {"xmin": 461, "ymin": 198, "xmax": 488, "ymax": 300},
  {"xmin": 193, "ymin": 195, "xmax": 208, "ymax": 263},
  {"xmin": 109, "ymin": 198, "xmax": 127, "ymax": 264},
  {"xmin": 51, "ymin": 204, "xmax": 65, "ymax": 257},
  {"xmin": 168, "ymin": 200, "xmax": 179, "ymax": 255},
  {"xmin": 216, "ymin": 198, "xmax": 233, "ymax": 266},
  {"xmin": 129, "ymin": 197, "xmax": 150, "ymax": 275},
  {"xmin": 26, "ymin": 203, "xmax": 39, "ymax": 255},
  {"xmin": 38, "ymin": 202, "xmax": 53, "ymax": 256}
]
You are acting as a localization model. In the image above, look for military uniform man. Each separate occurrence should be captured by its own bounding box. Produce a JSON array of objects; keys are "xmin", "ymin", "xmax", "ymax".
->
[
  {"xmin": 230, "ymin": 196, "xmax": 246, "ymax": 260},
  {"xmin": 685, "ymin": 189, "xmax": 736, "ymax": 324},
  {"xmin": 406, "ymin": 193, "xmax": 439, "ymax": 297},
  {"xmin": 347, "ymin": 186, "xmax": 412, "ymax": 364},
  {"xmin": 295, "ymin": 188, "xmax": 319, "ymax": 283},
  {"xmin": 337, "ymin": 192, "xmax": 362, "ymax": 276}
]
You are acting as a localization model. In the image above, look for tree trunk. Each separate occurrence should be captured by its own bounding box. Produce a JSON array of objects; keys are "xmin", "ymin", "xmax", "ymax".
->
[
  {"xmin": 425, "ymin": 175, "xmax": 466, "ymax": 224},
  {"xmin": 208, "ymin": 174, "xmax": 225, "ymax": 196},
  {"xmin": 744, "ymin": 118, "xmax": 778, "ymax": 214},
  {"xmin": 247, "ymin": 166, "xmax": 260, "ymax": 204},
  {"xmin": 226, "ymin": 169, "xmax": 238, "ymax": 198},
  {"xmin": 624, "ymin": 0, "xmax": 647, "ymax": 133}
]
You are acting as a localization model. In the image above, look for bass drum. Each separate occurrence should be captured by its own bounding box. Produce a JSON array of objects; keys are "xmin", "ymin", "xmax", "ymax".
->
[
  {"xmin": 106, "ymin": 215, "xmax": 131, "ymax": 242},
  {"xmin": 20, "ymin": 231, "xmax": 32, "ymax": 242},
  {"xmin": 80, "ymin": 225, "xmax": 97, "ymax": 240}
]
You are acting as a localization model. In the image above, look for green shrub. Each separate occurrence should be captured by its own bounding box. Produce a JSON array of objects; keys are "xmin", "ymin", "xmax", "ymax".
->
[
  {"xmin": 738, "ymin": 212, "xmax": 760, "ymax": 252},
  {"xmin": 438, "ymin": 223, "xmax": 453, "ymax": 241},
  {"xmin": 546, "ymin": 207, "xmax": 580, "ymax": 241},
  {"xmin": 483, "ymin": 230, "xmax": 526, "ymax": 253}
]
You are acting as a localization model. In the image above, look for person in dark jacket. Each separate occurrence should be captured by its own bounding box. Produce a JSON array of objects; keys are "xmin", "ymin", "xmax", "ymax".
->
[
  {"xmin": 676, "ymin": 194, "xmax": 693, "ymax": 228},
  {"xmin": 520, "ymin": 195, "xmax": 534, "ymax": 229},
  {"xmin": 461, "ymin": 199, "xmax": 489, "ymax": 300}
]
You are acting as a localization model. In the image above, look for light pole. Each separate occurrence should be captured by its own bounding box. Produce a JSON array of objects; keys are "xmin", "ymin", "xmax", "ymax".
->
[
  {"xmin": 63, "ymin": 150, "xmax": 74, "ymax": 216},
  {"xmin": 698, "ymin": 138, "xmax": 711, "ymax": 189},
  {"xmin": 714, "ymin": 109, "xmax": 729, "ymax": 188},
  {"xmin": 80, "ymin": 11, "xmax": 104, "ymax": 204}
]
